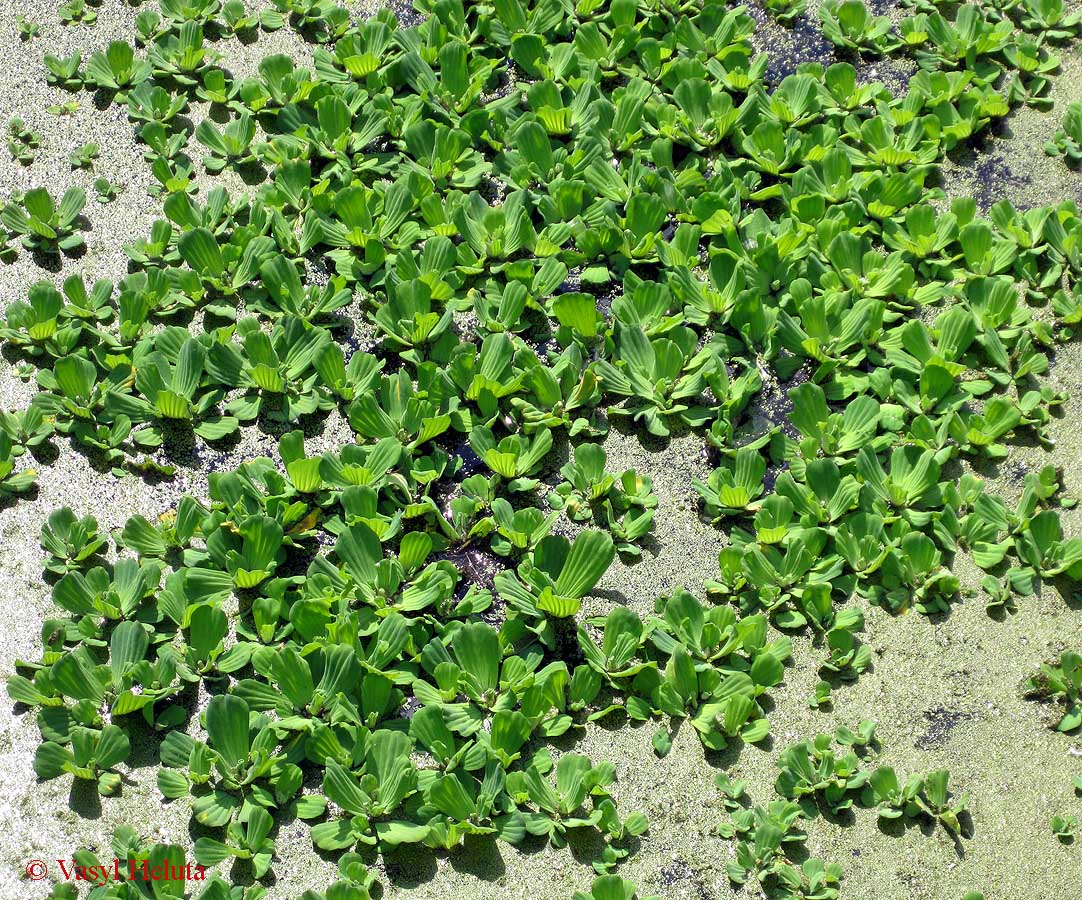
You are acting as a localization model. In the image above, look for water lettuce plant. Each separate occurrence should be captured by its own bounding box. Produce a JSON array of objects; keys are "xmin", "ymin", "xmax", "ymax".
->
[
  {"xmin": 0, "ymin": 186, "xmax": 86, "ymax": 254},
  {"xmin": 1025, "ymin": 651, "xmax": 1082, "ymax": 732},
  {"xmin": 1045, "ymin": 101, "xmax": 1082, "ymax": 162}
]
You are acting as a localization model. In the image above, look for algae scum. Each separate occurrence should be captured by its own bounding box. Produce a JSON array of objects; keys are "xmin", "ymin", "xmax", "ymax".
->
[{"xmin": 0, "ymin": 0, "xmax": 1081, "ymax": 898}]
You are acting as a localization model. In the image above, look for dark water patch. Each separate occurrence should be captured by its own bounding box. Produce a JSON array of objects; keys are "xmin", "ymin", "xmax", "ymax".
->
[
  {"xmin": 1004, "ymin": 459, "xmax": 1030, "ymax": 485},
  {"xmin": 767, "ymin": 17, "xmax": 840, "ymax": 85},
  {"xmin": 747, "ymin": 361, "xmax": 809, "ymax": 441},
  {"xmin": 659, "ymin": 858, "xmax": 711, "ymax": 900},
  {"xmin": 436, "ymin": 543, "xmax": 508, "ymax": 627},
  {"xmin": 864, "ymin": 0, "xmax": 895, "ymax": 14},
  {"xmin": 863, "ymin": 54, "xmax": 918, "ymax": 98},
  {"xmin": 552, "ymin": 615, "xmax": 586, "ymax": 668},
  {"xmin": 440, "ymin": 545, "xmax": 503, "ymax": 592},
  {"xmin": 942, "ymin": 118, "xmax": 1035, "ymax": 212},
  {"xmin": 763, "ymin": 461, "xmax": 790, "ymax": 493},
  {"xmin": 595, "ymin": 284, "xmax": 620, "ymax": 318},
  {"xmin": 396, "ymin": 695, "xmax": 421, "ymax": 720},
  {"xmin": 914, "ymin": 705, "xmax": 974, "ymax": 750},
  {"xmin": 386, "ymin": 0, "xmax": 425, "ymax": 27},
  {"xmin": 745, "ymin": 2, "xmax": 838, "ymax": 87},
  {"xmin": 445, "ymin": 433, "xmax": 484, "ymax": 478},
  {"xmin": 968, "ymin": 154, "xmax": 1034, "ymax": 212}
]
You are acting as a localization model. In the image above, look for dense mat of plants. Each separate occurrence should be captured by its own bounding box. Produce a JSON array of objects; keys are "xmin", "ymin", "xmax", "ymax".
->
[{"xmin": 4, "ymin": 0, "xmax": 1082, "ymax": 898}]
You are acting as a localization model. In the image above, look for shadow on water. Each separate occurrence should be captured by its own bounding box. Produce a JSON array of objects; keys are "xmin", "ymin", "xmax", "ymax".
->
[
  {"xmin": 69, "ymin": 778, "xmax": 103, "ymax": 820},
  {"xmin": 448, "ymin": 833, "xmax": 508, "ymax": 881}
]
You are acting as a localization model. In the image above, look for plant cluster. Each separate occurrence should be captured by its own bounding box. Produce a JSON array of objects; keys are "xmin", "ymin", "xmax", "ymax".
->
[
  {"xmin": 718, "ymin": 727, "xmax": 970, "ymax": 898},
  {"xmin": 549, "ymin": 442, "xmax": 658, "ymax": 557},
  {"xmin": 764, "ymin": 0, "xmax": 808, "ymax": 26},
  {"xmin": 574, "ymin": 875, "xmax": 659, "ymax": 900},
  {"xmin": 7, "ymin": 117, "xmax": 41, "ymax": 165},
  {"xmin": 94, "ymin": 176, "xmax": 124, "ymax": 203},
  {"xmin": 11, "ymin": 428, "xmax": 652, "ymax": 880},
  {"xmin": 862, "ymin": 765, "xmax": 968, "ymax": 834},
  {"xmin": 0, "ymin": 185, "xmax": 86, "ymax": 257},
  {"xmin": 69, "ymin": 141, "xmax": 100, "ymax": 170},
  {"xmin": 1025, "ymin": 649, "xmax": 1082, "ymax": 732},
  {"xmin": 718, "ymin": 787, "xmax": 843, "ymax": 900},
  {"xmin": 59, "ymin": 0, "xmax": 99, "ymax": 27},
  {"xmin": 3, "ymin": 0, "xmax": 1082, "ymax": 897},
  {"xmin": 806, "ymin": 0, "xmax": 1077, "ymax": 110},
  {"xmin": 1024, "ymin": 651, "xmax": 1082, "ymax": 852},
  {"xmin": 774, "ymin": 725, "xmax": 968, "ymax": 836},
  {"xmin": 580, "ymin": 590, "xmax": 788, "ymax": 756},
  {"xmin": 773, "ymin": 721, "xmax": 877, "ymax": 813},
  {"xmin": 49, "ymin": 99, "xmax": 81, "ymax": 116},
  {"xmin": 1052, "ymin": 812, "xmax": 1077, "ymax": 842},
  {"xmin": 1045, "ymin": 101, "xmax": 1082, "ymax": 162},
  {"xmin": 17, "ymin": 14, "xmax": 41, "ymax": 40}
]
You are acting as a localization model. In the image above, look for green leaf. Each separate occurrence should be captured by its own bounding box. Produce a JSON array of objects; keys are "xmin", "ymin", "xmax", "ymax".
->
[
  {"xmin": 552, "ymin": 293, "xmax": 600, "ymax": 338},
  {"xmin": 374, "ymin": 820, "xmax": 430, "ymax": 847},
  {"xmin": 34, "ymin": 742, "xmax": 72, "ymax": 780},
  {"xmin": 179, "ymin": 228, "xmax": 225, "ymax": 279},
  {"xmin": 109, "ymin": 621, "xmax": 148, "ymax": 687},
  {"xmin": 94, "ymin": 724, "xmax": 131, "ymax": 770},
  {"xmin": 750, "ymin": 652, "xmax": 784, "ymax": 689},
  {"xmin": 193, "ymin": 837, "xmax": 233, "ymax": 867},
  {"xmin": 204, "ymin": 694, "xmax": 250, "ymax": 771},
  {"xmin": 452, "ymin": 622, "xmax": 501, "ymax": 696},
  {"xmin": 552, "ymin": 530, "xmax": 615, "ymax": 599},
  {"xmin": 120, "ymin": 516, "xmax": 168, "ymax": 556},
  {"xmin": 652, "ymin": 727, "xmax": 673, "ymax": 757}
]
